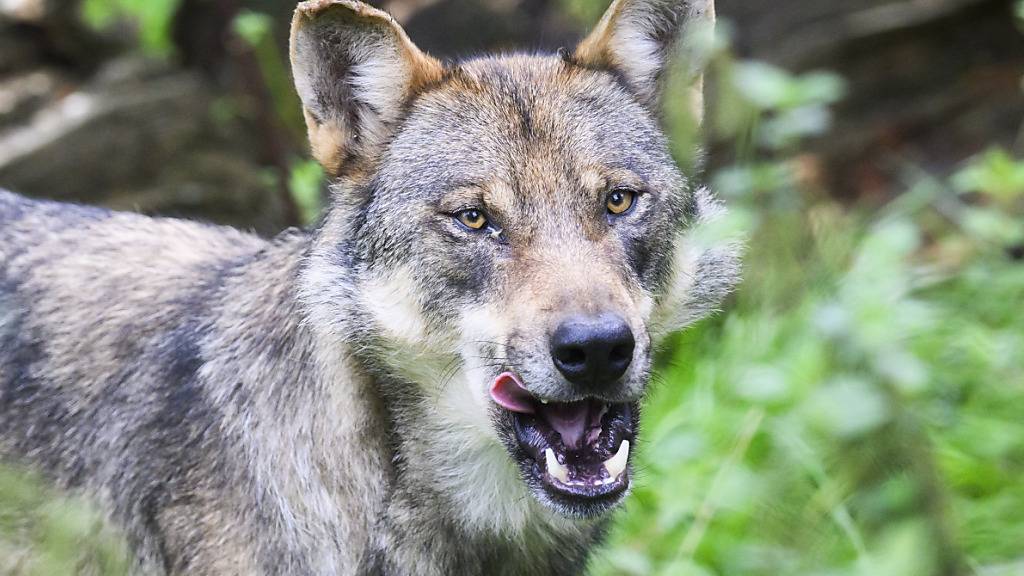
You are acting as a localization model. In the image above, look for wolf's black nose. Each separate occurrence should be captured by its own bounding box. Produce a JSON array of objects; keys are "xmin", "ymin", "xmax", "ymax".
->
[{"xmin": 550, "ymin": 314, "xmax": 635, "ymax": 387}]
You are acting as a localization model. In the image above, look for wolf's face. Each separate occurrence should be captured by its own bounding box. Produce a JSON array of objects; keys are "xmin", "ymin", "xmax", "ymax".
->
[
  {"xmin": 292, "ymin": 0, "xmax": 738, "ymax": 522},
  {"xmin": 368, "ymin": 57, "xmax": 687, "ymax": 517}
]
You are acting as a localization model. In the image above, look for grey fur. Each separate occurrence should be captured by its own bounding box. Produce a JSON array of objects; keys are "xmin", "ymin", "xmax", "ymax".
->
[{"xmin": 0, "ymin": 0, "xmax": 738, "ymax": 574}]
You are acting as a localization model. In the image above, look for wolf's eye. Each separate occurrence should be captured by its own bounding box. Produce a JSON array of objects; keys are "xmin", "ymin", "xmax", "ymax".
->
[
  {"xmin": 455, "ymin": 209, "xmax": 489, "ymax": 231},
  {"xmin": 606, "ymin": 189, "xmax": 637, "ymax": 215}
]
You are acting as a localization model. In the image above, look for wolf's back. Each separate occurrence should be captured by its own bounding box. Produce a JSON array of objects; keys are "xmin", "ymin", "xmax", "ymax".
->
[
  {"xmin": 0, "ymin": 189, "xmax": 267, "ymax": 405},
  {"xmin": 0, "ymin": 189, "xmax": 269, "ymax": 556}
]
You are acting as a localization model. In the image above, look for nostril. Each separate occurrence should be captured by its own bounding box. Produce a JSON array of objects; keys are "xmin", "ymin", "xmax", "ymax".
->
[
  {"xmin": 550, "ymin": 314, "xmax": 636, "ymax": 387},
  {"xmin": 555, "ymin": 346, "xmax": 587, "ymax": 368},
  {"xmin": 609, "ymin": 343, "xmax": 633, "ymax": 364}
]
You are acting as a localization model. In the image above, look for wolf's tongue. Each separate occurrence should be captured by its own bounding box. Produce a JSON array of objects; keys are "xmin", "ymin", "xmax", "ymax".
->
[
  {"xmin": 490, "ymin": 373, "xmax": 536, "ymax": 414},
  {"xmin": 537, "ymin": 402, "xmax": 590, "ymax": 449},
  {"xmin": 489, "ymin": 374, "xmax": 595, "ymax": 449}
]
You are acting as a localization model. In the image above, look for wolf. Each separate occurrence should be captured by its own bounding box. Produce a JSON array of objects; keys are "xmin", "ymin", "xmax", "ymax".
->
[{"xmin": 0, "ymin": 0, "xmax": 740, "ymax": 573}]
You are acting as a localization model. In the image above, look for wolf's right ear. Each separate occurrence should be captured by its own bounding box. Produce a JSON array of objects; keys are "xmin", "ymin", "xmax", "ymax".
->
[
  {"xmin": 574, "ymin": 0, "xmax": 714, "ymax": 121},
  {"xmin": 290, "ymin": 0, "xmax": 444, "ymax": 175}
]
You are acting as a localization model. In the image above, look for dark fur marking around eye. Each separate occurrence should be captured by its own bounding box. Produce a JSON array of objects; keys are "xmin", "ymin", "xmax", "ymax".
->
[
  {"xmin": 623, "ymin": 228, "xmax": 675, "ymax": 294},
  {"xmin": 624, "ymin": 236, "xmax": 653, "ymax": 282},
  {"xmin": 428, "ymin": 243, "xmax": 495, "ymax": 306}
]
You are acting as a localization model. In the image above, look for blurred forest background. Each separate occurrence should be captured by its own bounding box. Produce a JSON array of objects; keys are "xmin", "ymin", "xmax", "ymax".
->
[{"xmin": 1, "ymin": 0, "xmax": 1023, "ymax": 574}]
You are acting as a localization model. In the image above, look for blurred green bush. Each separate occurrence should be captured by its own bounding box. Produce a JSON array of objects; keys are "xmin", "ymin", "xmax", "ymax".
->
[
  {"xmin": 590, "ymin": 15, "xmax": 1024, "ymax": 576},
  {"xmin": 0, "ymin": 467, "xmax": 129, "ymax": 575},
  {"xmin": 81, "ymin": 0, "xmax": 182, "ymax": 56}
]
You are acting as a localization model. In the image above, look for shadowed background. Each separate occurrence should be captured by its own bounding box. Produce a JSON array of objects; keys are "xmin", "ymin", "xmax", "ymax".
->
[{"xmin": 1, "ymin": 0, "xmax": 1022, "ymax": 574}]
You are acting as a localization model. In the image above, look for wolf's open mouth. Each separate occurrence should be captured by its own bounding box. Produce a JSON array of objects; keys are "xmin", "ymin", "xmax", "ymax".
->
[{"xmin": 491, "ymin": 373, "xmax": 636, "ymax": 512}]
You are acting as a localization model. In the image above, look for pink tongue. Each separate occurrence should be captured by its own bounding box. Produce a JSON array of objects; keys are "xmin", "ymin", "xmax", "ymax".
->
[
  {"xmin": 490, "ymin": 373, "xmax": 536, "ymax": 414},
  {"xmin": 538, "ymin": 402, "xmax": 590, "ymax": 449},
  {"xmin": 489, "ymin": 373, "xmax": 597, "ymax": 449}
]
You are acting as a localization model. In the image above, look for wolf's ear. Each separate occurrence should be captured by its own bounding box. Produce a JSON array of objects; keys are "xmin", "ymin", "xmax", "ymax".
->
[
  {"xmin": 574, "ymin": 0, "xmax": 714, "ymax": 118},
  {"xmin": 290, "ymin": 0, "xmax": 444, "ymax": 175}
]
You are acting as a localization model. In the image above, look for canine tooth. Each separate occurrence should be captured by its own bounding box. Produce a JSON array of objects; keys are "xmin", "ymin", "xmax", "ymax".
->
[
  {"xmin": 603, "ymin": 440, "xmax": 630, "ymax": 480},
  {"xmin": 545, "ymin": 449, "xmax": 569, "ymax": 483}
]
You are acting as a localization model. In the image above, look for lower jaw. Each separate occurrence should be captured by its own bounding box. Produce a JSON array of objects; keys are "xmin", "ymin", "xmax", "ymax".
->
[
  {"xmin": 534, "ymin": 477, "xmax": 629, "ymax": 519},
  {"xmin": 508, "ymin": 405, "xmax": 638, "ymax": 517},
  {"xmin": 545, "ymin": 474, "xmax": 627, "ymax": 500}
]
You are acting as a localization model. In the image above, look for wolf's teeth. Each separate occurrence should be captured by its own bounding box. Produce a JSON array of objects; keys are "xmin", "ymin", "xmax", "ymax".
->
[
  {"xmin": 545, "ymin": 449, "xmax": 569, "ymax": 483},
  {"xmin": 603, "ymin": 440, "xmax": 630, "ymax": 480}
]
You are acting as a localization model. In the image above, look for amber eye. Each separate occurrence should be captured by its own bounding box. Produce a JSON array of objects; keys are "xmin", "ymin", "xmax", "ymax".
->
[
  {"xmin": 606, "ymin": 189, "xmax": 637, "ymax": 215},
  {"xmin": 455, "ymin": 209, "xmax": 489, "ymax": 231}
]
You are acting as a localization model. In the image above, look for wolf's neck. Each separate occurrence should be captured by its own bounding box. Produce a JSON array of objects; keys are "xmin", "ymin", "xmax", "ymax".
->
[
  {"xmin": 207, "ymin": 230, "xmax": 393, "ymax": 572},
  {"xmin": 238, "ymin": 230, "xmax": 599, "ymax": 573},
  {"xmin": 367, "ymin": 367, "xmax": 604, "ymax": 573}
]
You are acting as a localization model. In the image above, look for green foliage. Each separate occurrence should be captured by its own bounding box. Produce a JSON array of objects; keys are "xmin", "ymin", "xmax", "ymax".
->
[
  {"xmin": 730, "ymin": 62, "xmax": 845, "ymax": 111},
  {"xmin": 591, "ymin": 23, "xmax": 1024, "ymax": 576},
  {"xmin": 0, "ymin": 467, "xmax": 129, "ymax": 575},
  {"xmin": 288, "ymin": 159, "xmax": 326, "ymax": 225},
  {"xmin": 559, "ymin": 0, "xmax": 609, "ymax": 26},
  {"xmin": 952, "ymin": 148, "xmax": 1024, "ymax": 204},
  {"xmin": 81, "ymin": 0, "xmax": 183, "ymax": 56},
  {"xmin": 232, "ymin": 10, "xmax": 307, "ymax": 142},
  {"xmin": 719, "ymin": 60, "xmax": 846, "ymax": 155}
]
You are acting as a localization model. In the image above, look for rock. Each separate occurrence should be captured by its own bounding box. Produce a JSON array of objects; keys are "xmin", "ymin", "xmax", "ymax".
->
[
  {"xmin": 708, "ymin": 0, "xmax": 1024, "ymax": 199},
  {"xmin": 0, "ymin": 57, "xmax": 292, "ymax": 235}
]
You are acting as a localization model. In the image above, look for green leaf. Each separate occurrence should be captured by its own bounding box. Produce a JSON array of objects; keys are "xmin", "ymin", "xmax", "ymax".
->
[
  {"xmin": 232, "ymin": 10, "xmax": 273, "ymax": 47},
  {"xmin": 81, "ymin": 0, "xmax": 183, "ymax": 56},
  {"xmin": 806, "ymin": 377, "xmax": 891, "ymax": 439},
  {"xmin": 288, "ymin": 159, "xmax": 326, "ymax": 225},
  {"xmin": 952, "ymin": 148, "xmax": 1024, "ymax": 203}
]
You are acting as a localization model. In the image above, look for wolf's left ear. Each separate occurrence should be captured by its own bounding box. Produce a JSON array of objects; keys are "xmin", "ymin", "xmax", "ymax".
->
[
  {"xmin": 290, "ymin": 0, "xmax": 444, "ymax": 175},
  {"xmin": 574, "ymin": 0, "xmax": 714, "ymax": 119}
]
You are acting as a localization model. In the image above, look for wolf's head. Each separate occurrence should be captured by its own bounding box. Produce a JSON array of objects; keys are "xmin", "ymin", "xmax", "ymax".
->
[{"xmin": 292, "ymin": 0, "xmax": 739, "ymax": 526}]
